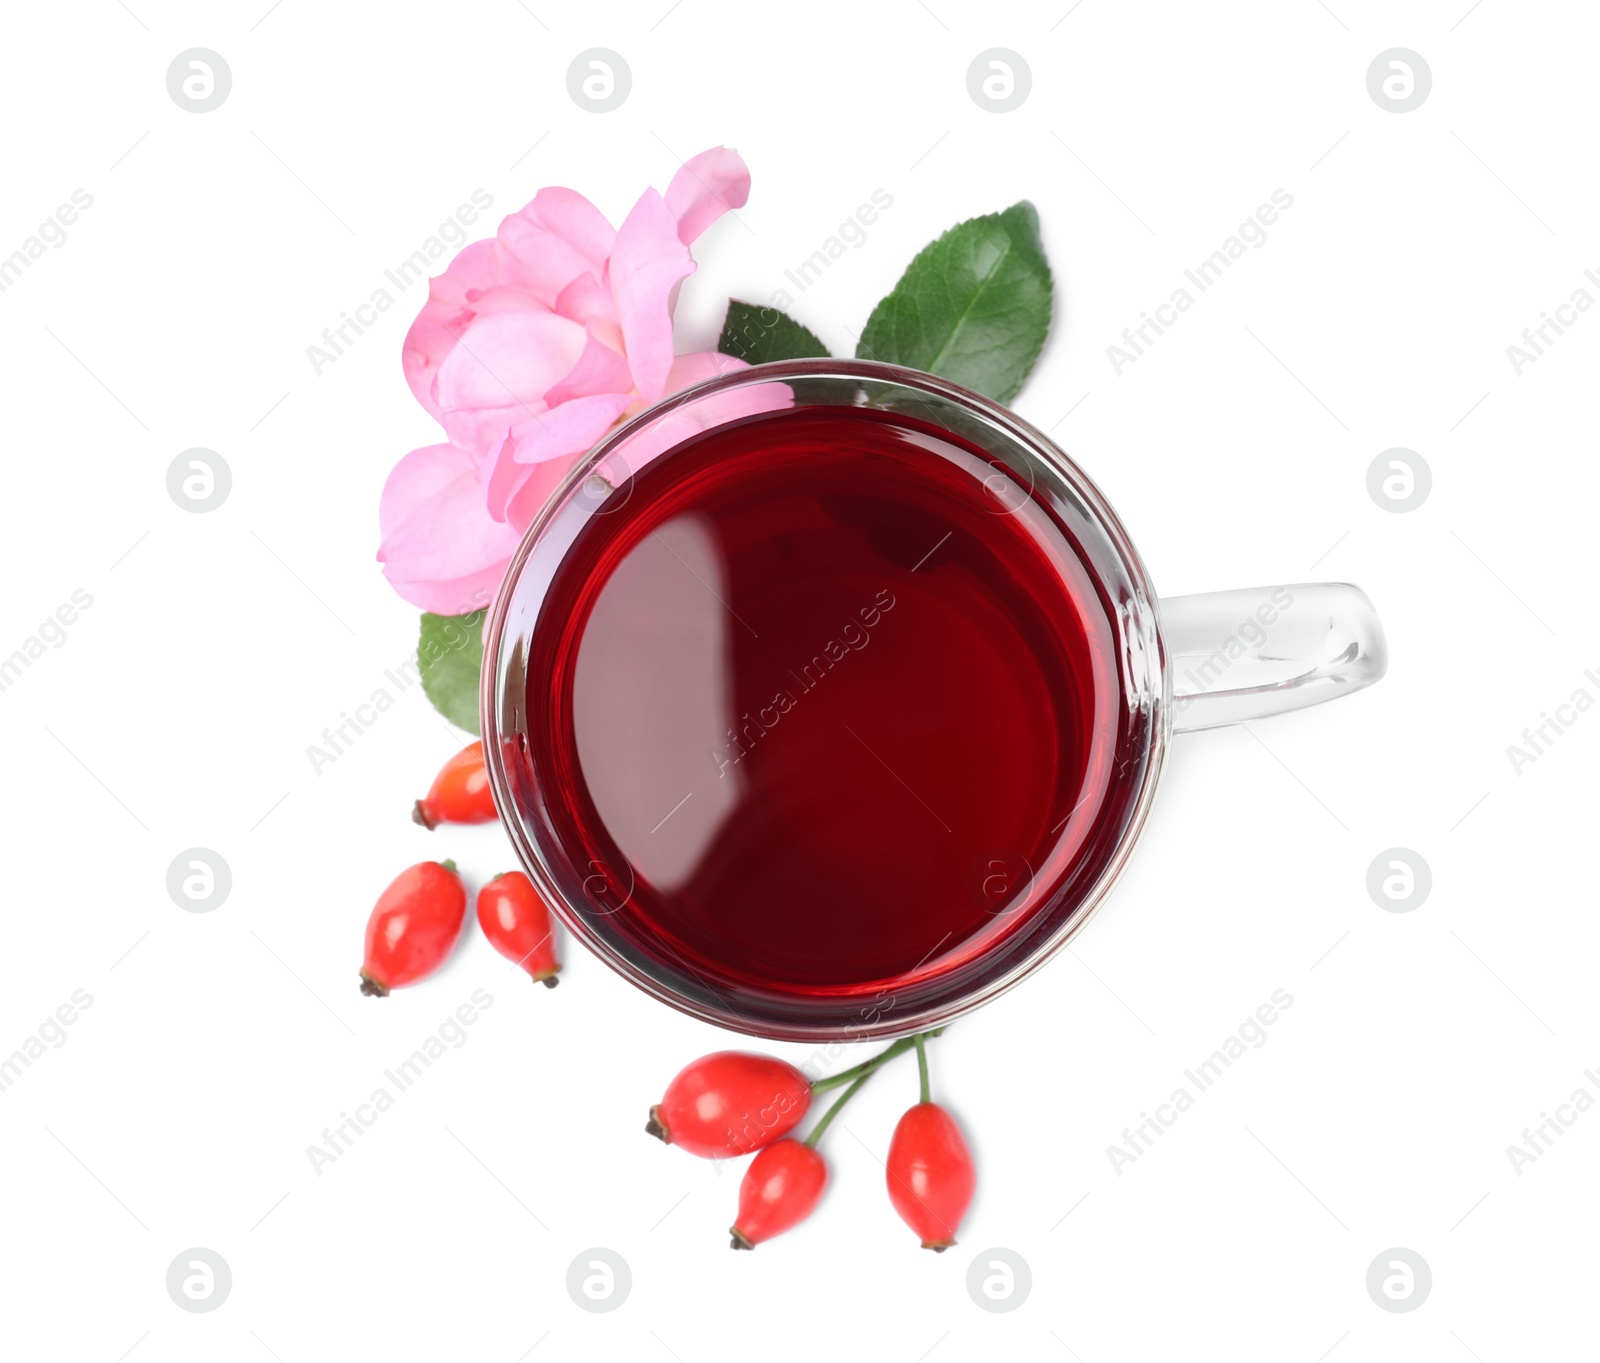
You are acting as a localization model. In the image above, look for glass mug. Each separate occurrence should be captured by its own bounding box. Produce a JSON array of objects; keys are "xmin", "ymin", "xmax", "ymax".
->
[{"xmin": 482, "ymin": 359, "xmax": 1386, "ymax": 1042}]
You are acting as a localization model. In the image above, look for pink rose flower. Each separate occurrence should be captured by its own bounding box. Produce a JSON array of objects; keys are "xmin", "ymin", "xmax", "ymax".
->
[{"xmin": 379, "ymin": 146, "xmax": 781, "ymax": 615}]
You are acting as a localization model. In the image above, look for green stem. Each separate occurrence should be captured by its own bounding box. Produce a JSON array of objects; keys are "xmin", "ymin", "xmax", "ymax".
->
[
  {"xmin": 804, "ymin": 1070, "xmax": 872, "ymax": 1148},
  {"xmin": 808, "ymin": 1027, "xmax": 945, "ymax": 1095},
  {"xmin": 808, "ymin": 1038, "xmax": 913, "ymax": 1093},
  {"xmin": 802, "ymin": 1028, "xmax": 946, "ymax": 1150}
]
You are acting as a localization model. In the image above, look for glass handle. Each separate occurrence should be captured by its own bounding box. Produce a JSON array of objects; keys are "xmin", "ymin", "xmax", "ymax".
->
[{"xmin": 1163, "ymin": 583, "xmax": 1387, "ymax": 733}]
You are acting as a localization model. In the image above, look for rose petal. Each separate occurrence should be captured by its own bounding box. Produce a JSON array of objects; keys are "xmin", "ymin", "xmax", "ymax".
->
[
  {"xmin": 434, "ymin": 308, "xmax": 590, "ymax": 455},
  {"xmin": 664, "ymin": 146, "xmax": 751, "ymax": 245},
  {"xmin": 604, "ymin": 353, "xmax": 792, "ymax": 474},
  {"xmin": 456, "ymin": 282, "xmax": 551, "ymax": 319},
  {"xmin": 553, "ymin": 272, "xmax": 622, "ymax": 351},
  {"xmin": 509, "ymin": 392, "xmax": 636, "ymax": 466},
  {"xmin": 495, "ymin": 187, "xmax": 616, "ymax": 305},
  {"xmin": 478, "ymin": 391, "xmax": 635, "ymax": 521},
  {"xmin": 662, "ymin": 349, "xmax": 751, "ymax": 393},
  {"xmin": 479, "ymin": 423, "xmax": 543, "ymax": 525},
  {"xmin": 401, "ymin": 238, "xmax": 498, "ymax": 421},
  {"xmin": 609, "ymin": 189, "xmax": 695, "ymax": 405},
  {"xmin": 505, "ymin": 452, "xmax": 588, "ymax": 533},
  {"xmin": 547, "ymin": 329, "xmax": 634, "ymax": 404},
  {"xmin": 377, "ymin": 443, "xmax": 523, "ymax": 614},
  {"xmin": 664, "ymin": 350, "xmax": 793, "ymax": 426}
]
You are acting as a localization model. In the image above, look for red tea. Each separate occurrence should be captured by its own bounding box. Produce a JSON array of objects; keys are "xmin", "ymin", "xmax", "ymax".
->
[{"xmin": 522, "ymin": 405, "xmax": 1131, "ymax": 1016}]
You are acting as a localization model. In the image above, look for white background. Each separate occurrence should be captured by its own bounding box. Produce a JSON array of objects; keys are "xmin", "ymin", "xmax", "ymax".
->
[{"xmin": 1, "ymin": 1, "xmax": 1594, "ymax": 1359}]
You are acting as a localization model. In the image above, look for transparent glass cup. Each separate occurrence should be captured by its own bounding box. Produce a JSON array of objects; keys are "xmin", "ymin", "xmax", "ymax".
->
[{"xmin": 482, "ymin": 359, "xmax": 1386, "ymax": 1041}]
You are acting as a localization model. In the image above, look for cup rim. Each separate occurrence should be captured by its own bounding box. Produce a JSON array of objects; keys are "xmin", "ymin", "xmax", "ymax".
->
[{"xmin": 481, "ymin": 357, "xmax": 1171, "ymax": 1042}]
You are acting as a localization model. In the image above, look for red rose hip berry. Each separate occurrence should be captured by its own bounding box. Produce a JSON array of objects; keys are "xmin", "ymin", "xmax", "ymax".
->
[
  {"xmin": 646, "ymin": 1052, "xmax": 812, "ymax": 1158},
  {"xmin": 886, "ymin": 1102, "xmax": 975, "ymax": 1250},
  {"xmin": 360, "ymin": 860, "xmax": 467, "ymax": 996},
  {"xmin": 730, "ymin": 1139, "xmax": 827, "ymax": 1250},
  {"xmin": 477, "ymin": 871, "xmax": 561, "ymax": 987},
  {"xmin": 413, "ymin": 740, "xmax": 496, "ymax": 829}
]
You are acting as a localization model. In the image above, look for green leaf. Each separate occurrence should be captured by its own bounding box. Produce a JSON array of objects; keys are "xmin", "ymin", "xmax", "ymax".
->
[
  {"xmin": 718, "ymin": 299, "xmax": 831, "ymax": 365},
  {"xmin": 418, "ymin": 610, "xmax": 486, "ymax": 734},
  {"xmin": 856, "ymin": 201, "xmax": 1052, "ymax": 404}
]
